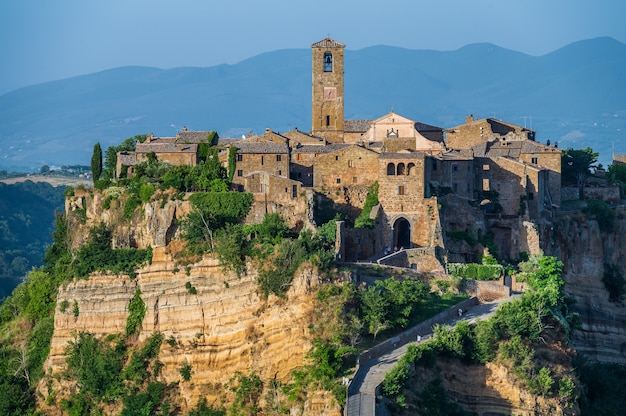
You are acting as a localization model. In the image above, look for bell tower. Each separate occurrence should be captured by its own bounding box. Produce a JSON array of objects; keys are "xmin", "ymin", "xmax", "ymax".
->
[{"xmin": 311, "ymin": 38, "xmax": 345, "ymax": 142}]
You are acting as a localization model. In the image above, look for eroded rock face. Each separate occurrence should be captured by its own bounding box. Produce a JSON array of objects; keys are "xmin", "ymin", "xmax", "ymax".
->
[
  {"xmin": 415, "ymin": 359, "xmax": 579, "ymax": 416},
  {"xmin": 547, "ymin": 210, "xmax": 626, "ymax": 364},
  {"xmin": 43, "ymin": 248, "xmax": 340, "ymax": 414}
]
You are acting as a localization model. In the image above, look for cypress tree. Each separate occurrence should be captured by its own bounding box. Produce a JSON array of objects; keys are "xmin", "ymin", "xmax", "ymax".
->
[{"xmin": 91, "ymin": 142, "xmax": 103, "ymax": 182}]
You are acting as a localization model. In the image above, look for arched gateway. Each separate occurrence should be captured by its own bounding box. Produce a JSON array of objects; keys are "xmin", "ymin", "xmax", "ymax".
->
[{"xmin": 393, "ymin": 217, "xmax": 411, "ymax": 250}]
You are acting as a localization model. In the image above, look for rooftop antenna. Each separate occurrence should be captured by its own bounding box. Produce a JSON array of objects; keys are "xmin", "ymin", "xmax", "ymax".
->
[{"xmin": 520, "ymin": 116, "xmax": 528, "ymax": 128}]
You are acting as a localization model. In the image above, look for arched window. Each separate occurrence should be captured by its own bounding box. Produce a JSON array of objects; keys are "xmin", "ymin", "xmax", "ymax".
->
[
  {"xmin": 397, "ymin": 163, "xmax": 406, "ymax": 175},
  {"xmin": 323, "ymin": 52, "xmax": 333, "ymax": 72},
  {"xmin": 387, "ymin": 163, "xmax": 396, "ymax": 175},
  {"xmin": 407, "ymin": 163, "xmax": 416, "ymax": 175}
]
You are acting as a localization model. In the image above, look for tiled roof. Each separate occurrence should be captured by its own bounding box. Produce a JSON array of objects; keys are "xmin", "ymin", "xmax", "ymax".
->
[
  {"xmin": 311, "ymin": 38, "xmax": 346, "ymax": 48},
  {"xmin": 292, "ymin": 143, "xmax": 350, "ymax": 154},
  {"xmin": 235, "ymin": 142, "xmax": 289, "ymax": 154},
  {"xmin": 282, "ymin": 129, "xmax": 325, "ymax": 144},
  {"xmin": 136, "ymin": 142, "xmax": 198, "ymax": 153},
  {"xmin": 216, "ymin": 138, "xmax": 242, "ymax": 148},
  {"xmin": 344, "ymin": 119, "xmax": 371, "ymax": 132},
  {"xmin": 178, "ymin": 131, "xmax": 217, "ymax": 144}
]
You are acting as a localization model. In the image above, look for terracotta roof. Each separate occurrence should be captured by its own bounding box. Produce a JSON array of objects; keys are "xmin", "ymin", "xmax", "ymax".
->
[
  {"xmin": 344, "ymin": 119, "xmax": 371, "ymax": 133},
  {"xmin": 311, "ymin": 38, "xmax": 346, "ymax": 48}
]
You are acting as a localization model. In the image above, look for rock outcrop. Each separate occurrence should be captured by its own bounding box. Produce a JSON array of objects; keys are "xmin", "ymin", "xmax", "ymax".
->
[
  {"xmin": 410, "ymin": 359, "xmax": 578, "ymax": 416},
  {"xmin": 43, "ymin": 247, "xmax": 340, "ymax": 414},
  {"xmin": 547, "ymin": 209, "xmax": 626, "ymax": 364}
]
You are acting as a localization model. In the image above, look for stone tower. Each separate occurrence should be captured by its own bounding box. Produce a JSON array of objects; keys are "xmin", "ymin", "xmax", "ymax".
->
[{"xmin": 311, "ymin": 38, "xmax": 345, "ymax": 143}]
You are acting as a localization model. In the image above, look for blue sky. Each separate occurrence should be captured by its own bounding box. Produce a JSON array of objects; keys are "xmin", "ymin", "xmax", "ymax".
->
[{"xmin": 1, "ymin": 0, "xmax": 625, "ymax": 95}]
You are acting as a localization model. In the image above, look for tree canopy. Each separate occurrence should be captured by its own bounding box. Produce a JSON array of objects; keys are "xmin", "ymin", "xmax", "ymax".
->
[{"xmin": 562, "ymin": 147, "xmax": 598, "ymax": 199}]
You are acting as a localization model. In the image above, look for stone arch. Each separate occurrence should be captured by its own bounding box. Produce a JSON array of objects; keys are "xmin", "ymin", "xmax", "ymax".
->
[
  {"xmin": 397, "ymin": 163, "xmax": 406, "ymax": 175},
  {"xmin": 387, "ymin": 163, "xmax": 396, "ymax": 175},
  {"xmin": 393, "ymin": 216, "xmax": 411, "ymax": 250},
  {"xmin": 407, "ymin": 162, "xmax": 416, "ymax": 175}
]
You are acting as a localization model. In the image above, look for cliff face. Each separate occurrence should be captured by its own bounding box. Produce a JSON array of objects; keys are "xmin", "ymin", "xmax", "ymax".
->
[
  {"xmin": 413, "ymin": 359, "xmax": 578, "ymax": 416},
  {"xmin": 546, "ymin": 208, "xmax": 626, "ymax": 364},
  {"xmin": 49, "ymin": 189, "xmax": 342, "ymax": 414},
  {"xmin": 44, "ymin": 248, "xmax": 340, "ymax": 414}
]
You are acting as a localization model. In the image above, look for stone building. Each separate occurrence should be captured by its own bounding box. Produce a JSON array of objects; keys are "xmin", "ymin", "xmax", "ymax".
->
[
  {"xmin": 115, "ymin": 128, "xmax": 217, "ymax": 178},
  {"xmin": 312, "ymin": 145, "xmax": 379, "ymax": 188},
  {"xmin": 224, "ymin": 128, "xmax": 291, "ymax": 192},
  {"xmin": 445, "ymin": 116, "xmax": 536, "ymax": 150}
]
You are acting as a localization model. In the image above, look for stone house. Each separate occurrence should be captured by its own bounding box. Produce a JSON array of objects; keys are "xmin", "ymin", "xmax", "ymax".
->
[
  {"xmin": 223, "ymin": 129, "xmax": 291, "ymax": 192},
  {"xmin": 445, "ymin": 115, "xmax": 536, "ymax": 150},
  {"xmin": 115, "ymin": 128, "xmax": 217, "ymax": 178},
  {"xmin": 312, "ymin": 145, "xmax": 379, "ymax": 188}
]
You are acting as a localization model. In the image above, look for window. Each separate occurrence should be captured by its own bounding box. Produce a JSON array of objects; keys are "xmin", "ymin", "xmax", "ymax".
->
[
  {"xmin": 292, "ymin": 185, "xmax": 298, "ymax": 198},
  {"xmin": 326, "ymin": 115, "xmax": 331, "ymax": 127},
  {"xmin": 335, "ymin": 155, "xmax": 339, "ymax": 161},
  {"xmin": 397, "ymin": 163, "xmax": 405, "ymax": 175},
  {"xmin": 278, "ymin": 170, "xmax": 282, "ymax": 176},
  {"xmin": 482, "ymin": 178, "xmax": 490, "ymax": 191},
  {"xmin": 432, "ymin": 160, "xmax": 437, "ymax": 171},
  {"xmin": 261, "ymin": 156, "xmax": 264, "ymax": 165},
  {"xmin": 336, "ymin": 178, "xmax": 341, "ymax": 184},
  {"xmin": 348, "ymin": 159, "xmax": 353, "ymax": 167},
  {"xmin": 237, "ymin": 154, "xmax": 243, "ymax": 162},
  {"xmin": 453, "ymin": 164, "xmax": 458, "ymax": 172},
  {"xmin": 323, "ymin": 51, "xmax": 333, "ymax": 72},
  {"xmin": 398, "ymin": 185, "xmax": 405, "ymax": 195},
  {"xmin": 237, "ymin": 170, "xmax": 243, "ymax": 177},
  {"xmin": 531, "ymin": 157, "xmax": 538, "ymax": 164},
  {"xmin": 528, "ymin": 192, "xmax": 534, "ymax": 200},
  {"xmin": 276, "ymin": 155, "xmax": 282, "ymax": 162},
  {"xmin": 353, "ymin": 176, "xmax": 357, "ymax": 183},
  {"xmin": 482, "ymin": 164, "xmax": 490, "ymax": 171},
  {"xmin": 387, "ymin": 163, "xmax": 396, "ymax": 175}
]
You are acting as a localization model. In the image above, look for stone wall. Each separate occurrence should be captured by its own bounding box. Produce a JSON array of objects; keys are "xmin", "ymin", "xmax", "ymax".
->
[
  {"xmin": 312, "ymin": 145, "xmax": 378, "ymax": 188},
  {"xmin": 561, "ymin": 185, "xmax": 621, "ymax": 203}
]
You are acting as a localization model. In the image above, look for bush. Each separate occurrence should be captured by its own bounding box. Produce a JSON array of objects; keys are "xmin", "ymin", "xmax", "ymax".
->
[
  {"xmin": 139, "ymin": 183, "xmax": 155, "ymax": 203},
  {"xmin": 126, "ymin": 289, "xmax": 146, "ymax": 336},
  {"xmin": 179, "ymin": 362, "xmax": 192, "ymax": 381}
]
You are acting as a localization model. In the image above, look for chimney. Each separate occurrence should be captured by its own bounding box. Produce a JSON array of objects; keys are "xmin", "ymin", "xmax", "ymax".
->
[
  {"xmin": 182, "ymin": 126, "xmax": 188, "ymax": 132},
  {"xmin": 465, "ymin": 115, "xmax": 474, "ymax": 124}
]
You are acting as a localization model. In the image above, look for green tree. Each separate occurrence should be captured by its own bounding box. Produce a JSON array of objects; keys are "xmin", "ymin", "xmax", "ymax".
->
[
  {"xmin": 562, "ymin": 147, "xmax": 599, "ymax": 199},
  {"xmin": 39, "ymin": 165, "xmax": 50, "ymax": 175},
  {"xmin": 91, "ymin": 142, "xmax": 103, "ymax": 182}
]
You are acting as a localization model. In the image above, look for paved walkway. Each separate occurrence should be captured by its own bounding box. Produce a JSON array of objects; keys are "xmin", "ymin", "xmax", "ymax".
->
[{"xmin": 345, "ymin": 296, "xmax": 515, "ymax": 416}]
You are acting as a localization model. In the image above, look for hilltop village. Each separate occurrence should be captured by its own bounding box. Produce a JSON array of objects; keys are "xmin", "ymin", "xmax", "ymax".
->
[{"xmin": 116, "ymin": 37, "xmax": 562, "ymax": 266}]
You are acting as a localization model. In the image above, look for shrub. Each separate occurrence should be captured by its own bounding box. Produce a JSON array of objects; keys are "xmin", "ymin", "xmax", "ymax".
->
[
  {"xmin": 123, "ymin": 195, "xmax": 141, "ymax": 220},
  {"xmin": 139, "ymin": 183, "xmax": 155, "ymax": 203},
  {"xmin": 126, "ymin": 289, "xmax": 146, "ymax": 336},
  {"xmin": 179, "ymin": 362, "xmax": 192, "ymax": 381},
  {"xmin": 355, "ymin": 182, "xmax": 379, "ymax": 228}
]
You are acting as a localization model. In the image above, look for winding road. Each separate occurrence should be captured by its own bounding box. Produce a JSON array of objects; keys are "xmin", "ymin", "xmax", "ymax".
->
[{"xmin": 345, "ymin": 296, "xmax": 515, "ymax": 416}]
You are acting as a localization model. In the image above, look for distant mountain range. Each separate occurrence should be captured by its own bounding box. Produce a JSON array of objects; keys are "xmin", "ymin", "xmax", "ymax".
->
[{"xmin": 1, "ymin": 36, "xmax": 625, "ymax": 171}]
